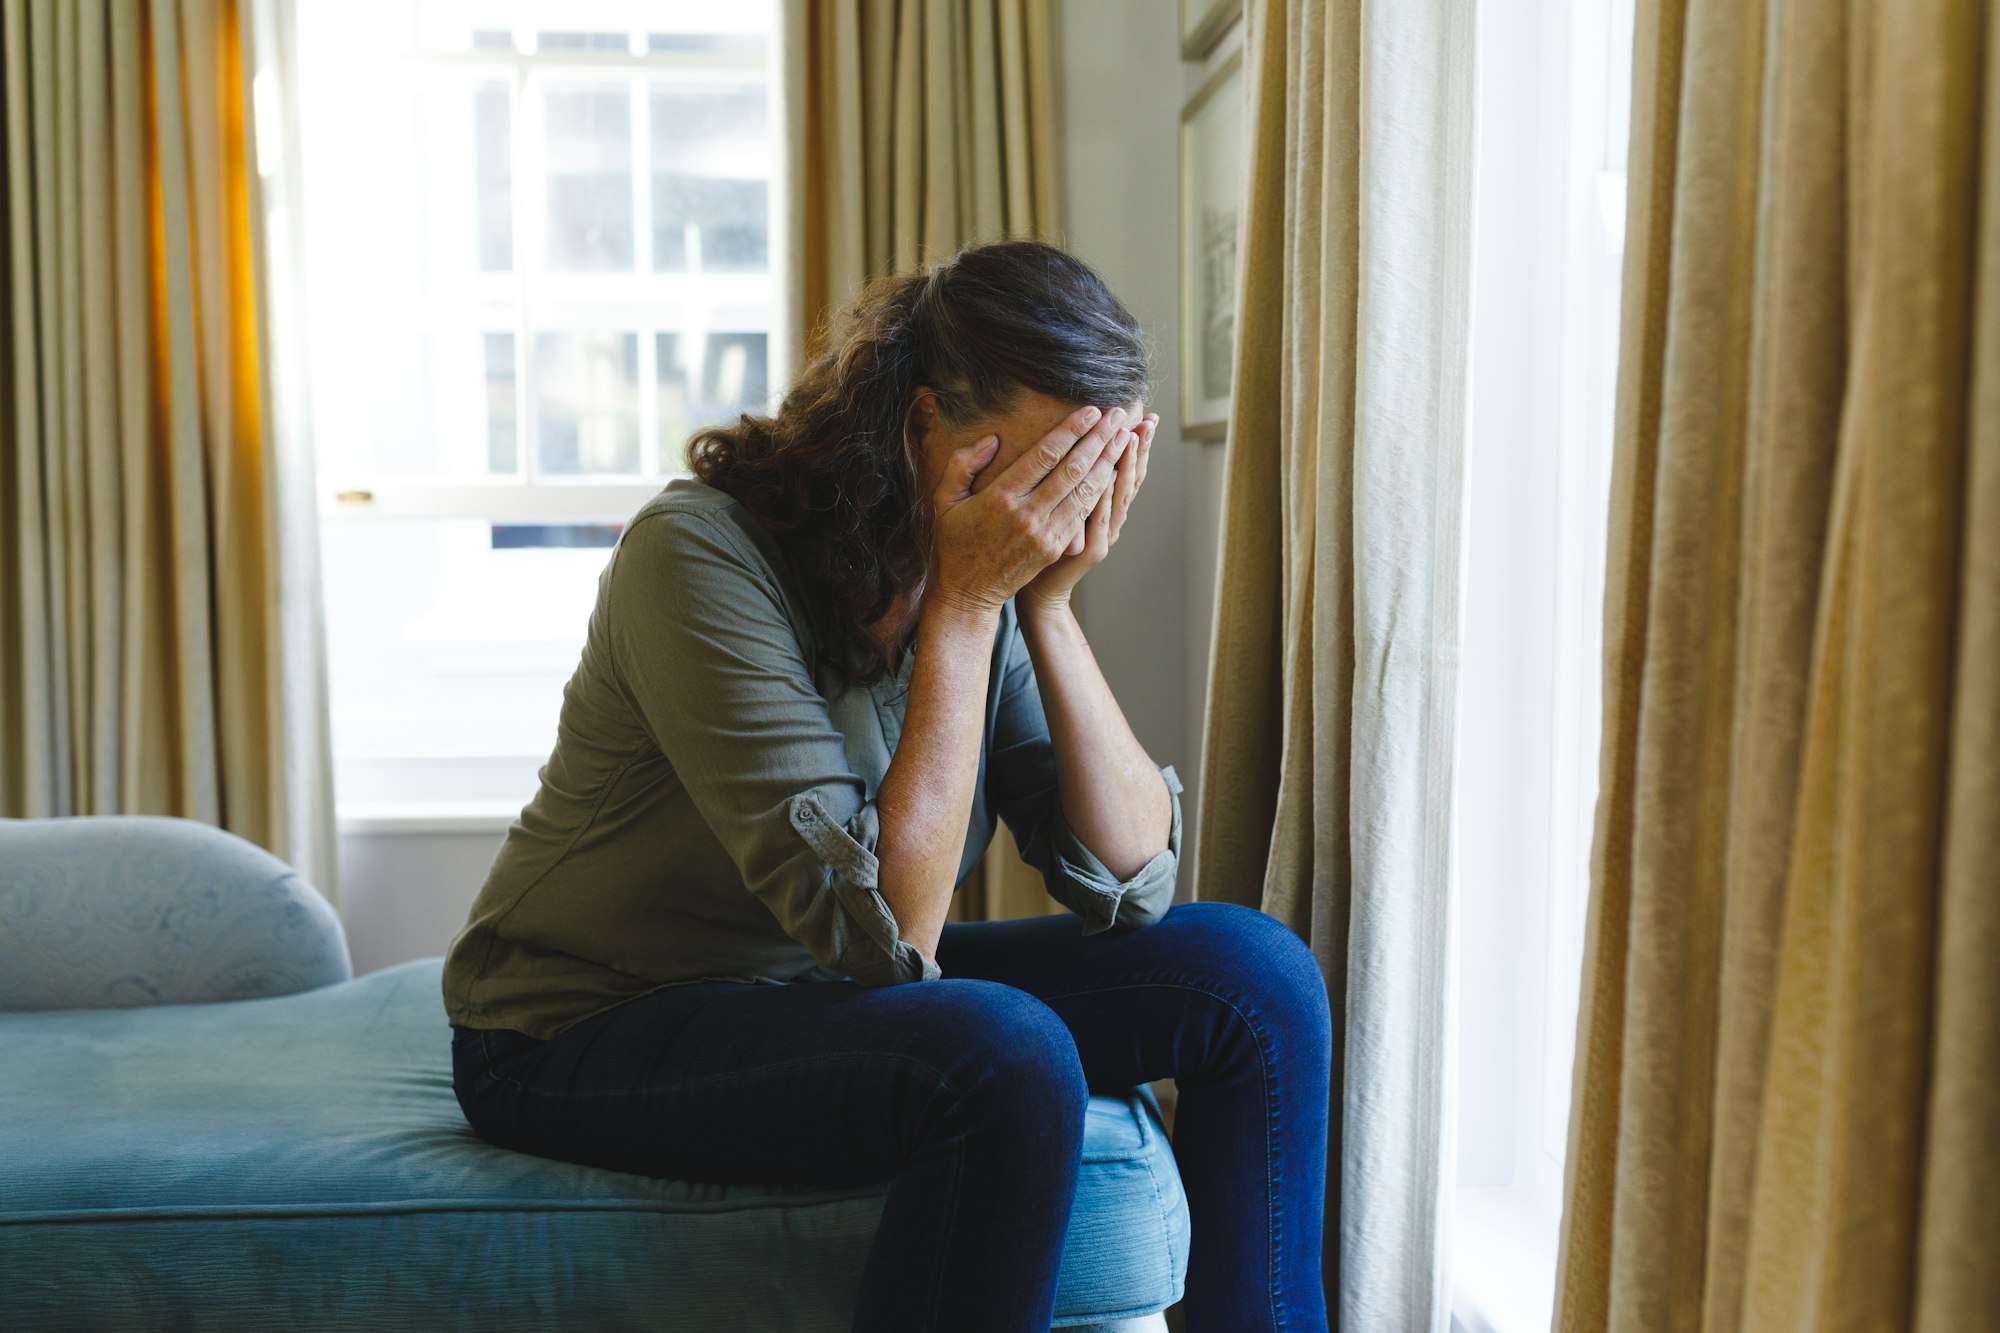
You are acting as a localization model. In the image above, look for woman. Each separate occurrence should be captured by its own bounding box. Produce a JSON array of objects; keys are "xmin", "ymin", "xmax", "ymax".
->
[{"xmin": 441, "ymin": 240, "xmax": 1332, "ymax": 1331}]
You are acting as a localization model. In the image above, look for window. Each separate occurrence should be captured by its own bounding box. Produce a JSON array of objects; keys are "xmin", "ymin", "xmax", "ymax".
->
[
  {"xmin": 1451, "ymin": 0, "xmax": 1633, "ymax": 1329},
  {"xmin": 286, "ymin": 0, "xmax": 781, "ymax": 822}
]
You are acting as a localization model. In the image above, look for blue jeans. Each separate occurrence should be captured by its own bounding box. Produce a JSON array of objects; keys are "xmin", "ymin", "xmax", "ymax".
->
[{"xmin": 450, "ymin": 900, "xmax": 1333, "ymax": 1331}]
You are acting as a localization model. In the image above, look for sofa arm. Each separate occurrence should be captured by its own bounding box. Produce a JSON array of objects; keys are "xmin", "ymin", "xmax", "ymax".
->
[{"xmin": 0, "ymin": 816, "xmax": 352, "ymax": 1011}]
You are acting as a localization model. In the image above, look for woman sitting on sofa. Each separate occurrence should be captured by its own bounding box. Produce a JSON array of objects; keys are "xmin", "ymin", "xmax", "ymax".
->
[{"xmin": 440, "ymin": 240, "xmax": 1334, "ymax": 1332}]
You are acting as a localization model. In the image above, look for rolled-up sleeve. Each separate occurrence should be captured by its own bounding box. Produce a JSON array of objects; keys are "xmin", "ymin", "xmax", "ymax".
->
[
  {"xmin": 987, "ymin": 604, "xmax": 1184, "ymax": 934},
  {"xmin": 605, "ymin": 510, "xmax": 940, "ymax": 986}
]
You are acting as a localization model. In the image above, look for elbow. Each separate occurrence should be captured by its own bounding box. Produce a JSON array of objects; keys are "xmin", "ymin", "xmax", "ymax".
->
[
  {"xmin": 1114, "ymin": 875, "xmax": 1175, "ymax": 930},
  {"xmin": 842, "ymin": 935, "xmax": 943, "ymax": 986}
]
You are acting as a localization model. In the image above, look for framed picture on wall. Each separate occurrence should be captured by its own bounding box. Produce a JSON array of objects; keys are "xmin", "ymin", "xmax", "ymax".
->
[
  {"xmin": 1180, "ymin": 49, "xmax": 1245, "ymax": 443},
  {"xmin": 1181, "ymin": 0, "xmax": 1240, "ymax": 60}
]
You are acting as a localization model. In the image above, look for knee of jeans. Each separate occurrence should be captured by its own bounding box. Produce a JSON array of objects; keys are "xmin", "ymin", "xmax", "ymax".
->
[
  {"xmin": 1170, "ymin": 900, "xmax": 1332, "ymax": 1034},
  {"xmin": 937, "ymin": 980, "xmax": 1089, "ymax": 1122}
]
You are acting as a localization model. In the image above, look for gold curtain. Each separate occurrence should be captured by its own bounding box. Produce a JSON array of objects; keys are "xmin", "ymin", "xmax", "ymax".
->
[
  {"xmin": 0, "ymin": 0, "xmax": 336, "ymax": 895},
  {"xmin": 1194, "ymin": 0, "xmax": 1475, "ymax": 1324},
  {"xmin": 1554, "ymin": 0, "xmax": 1998, "ymax": 1327},
  {"xmin": 780, "ymin": 0, "xmax": 1058, "ymax": 365},
  {"xmin": 779, "ymin": 0, "xmax": 1060, "ymax": 922}
]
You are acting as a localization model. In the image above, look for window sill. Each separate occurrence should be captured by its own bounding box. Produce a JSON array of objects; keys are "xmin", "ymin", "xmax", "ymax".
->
[{"xmin": 337, "ymin": 804, "xmax": 519, "ymax": 836}]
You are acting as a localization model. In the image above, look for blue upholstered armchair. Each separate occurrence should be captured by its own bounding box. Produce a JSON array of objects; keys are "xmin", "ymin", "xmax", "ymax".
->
[{"xmin": 0, "ymin": 816, "xmax": 1187, "ymax": 1330}]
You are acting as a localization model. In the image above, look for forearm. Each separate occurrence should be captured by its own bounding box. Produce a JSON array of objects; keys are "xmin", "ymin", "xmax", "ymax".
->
[
  {"xmin": 873, "ymin": 599, "xmax": 998, "ymax": 962},
  {"xmin": 1017, "ymin": 599, "xmax": 1172, "ymax": 879}
]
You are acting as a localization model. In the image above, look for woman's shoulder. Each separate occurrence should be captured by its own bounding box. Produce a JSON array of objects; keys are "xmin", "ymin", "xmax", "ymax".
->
[
  {"xmin": 620, "ymin": 478, "xmax": 781, "ymax": 579},
  {"xmin": 627, "ymin": 476, "xmax": 749, "ymax": 530}
]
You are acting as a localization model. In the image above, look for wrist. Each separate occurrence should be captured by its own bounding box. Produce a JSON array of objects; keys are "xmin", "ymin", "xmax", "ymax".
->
[
  {"xmin": 919, "ymin": 593, "xmax": 1003, "ymax": 639},
  {"xmin": 1017, "ymin": 595, "xmax": 1083, "ymax": 661},
  {"xmin": 1017, "ymin": 589, "xmax": 1076, "ymax": 621}
]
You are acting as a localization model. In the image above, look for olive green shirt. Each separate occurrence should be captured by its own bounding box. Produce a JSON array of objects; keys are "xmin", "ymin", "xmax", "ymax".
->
[{"xmin": 440, "ymin": 477, "xmax": 1185, "ymax": 1041}]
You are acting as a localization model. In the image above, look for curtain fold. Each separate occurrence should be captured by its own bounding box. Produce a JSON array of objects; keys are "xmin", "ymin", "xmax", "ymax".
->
[
  {"xmin": 780, "ymin": 0, "xmax": 1057, "ymax": 365},
  {"xmin": 0, "ymin": 0, "xmax": 337, "ymax": 899},
  {"xmin": 1554, "ymin": 0, "xmax": 1999, "ymax": 1327},
  {"xmin": 1193, "ymin": 0, "xmax": 1475, "ymax": 1325},
  {"xmin": 779, "ymin": 0, "xmax": 1059, "ymax": 923}
]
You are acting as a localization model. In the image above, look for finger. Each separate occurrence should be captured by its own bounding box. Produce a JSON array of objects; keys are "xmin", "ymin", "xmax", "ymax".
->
[
  {"xmin": 1055, "ymin": 423, "xmax": 1131, "ymax": 532},
  {"xmin": 1109, "ymin": 440, "xmax": 1138, "ymax": 542},
  {"xmin": 1028, "ymin": 405, "xmax": 1127, "ymax": 519},
  {"xmin": 1087, "ymin": 471, "xmax": 1114, "ymax": 559},
  {"xmin": 937, "ymin": 434, "xmax": 1000, "ymax": 501},
  {"xmin": 1135, "ymin": 415, "xmax": 1155, "ymax": 488},
  {"xmin": 996, "ymin": 404, "xmax": 1103, "ymax": 497}
]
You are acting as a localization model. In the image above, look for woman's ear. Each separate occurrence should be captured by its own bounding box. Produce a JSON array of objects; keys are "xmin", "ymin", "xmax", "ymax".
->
[
  {"xmin": 905, "ymin": 386, "xmax": 941, "ymax": 446},
  {"xmin": 904, "ymin": 387, "xmax": 947, "ymax": 488}
]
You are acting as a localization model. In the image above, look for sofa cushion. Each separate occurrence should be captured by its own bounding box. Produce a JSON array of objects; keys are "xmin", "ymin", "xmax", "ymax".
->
[{"xmin": 0, "ymin": 957, "xmax": 1188, "ymax": 1329}]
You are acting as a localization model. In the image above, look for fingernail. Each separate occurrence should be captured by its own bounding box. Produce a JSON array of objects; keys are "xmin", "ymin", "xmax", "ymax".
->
[
  {"xmin": 1105, "ymin": 406, "xmax": 1126, "ymax": 426},
  {"xmin": 1079, "ymin": 406, "xmax": 1102, "ymax": 426}
]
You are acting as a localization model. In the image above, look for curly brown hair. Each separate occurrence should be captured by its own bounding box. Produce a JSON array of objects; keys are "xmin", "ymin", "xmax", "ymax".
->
[{"xmin": 686, "ymin": 240, "xmax": 1151, "ymax": 697}]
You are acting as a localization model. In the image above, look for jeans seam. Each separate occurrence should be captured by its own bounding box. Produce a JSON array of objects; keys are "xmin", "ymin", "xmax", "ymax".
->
[
  {"xmin": 1035, "ymin": 978, "xmax": 1283, "ymax": 1330},
  {"xmin": 925, "ymin": 1124, "xmax": 965, "ymax": 1331},
  {"xmin": 1143, "ymin": 1146, "xmax": 1176, "ymax": 1295}
]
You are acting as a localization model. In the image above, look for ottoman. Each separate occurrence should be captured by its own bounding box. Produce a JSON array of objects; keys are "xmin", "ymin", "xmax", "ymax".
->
[{"xmin": 0, "ymin": 816, "xmax": 1190, "ymax": 1329}]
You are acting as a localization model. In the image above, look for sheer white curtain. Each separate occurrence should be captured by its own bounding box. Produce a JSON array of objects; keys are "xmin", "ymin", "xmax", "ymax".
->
[{"xmin": 1193, "ymin": 0, "xmax": 1475, "ymax": 1326}]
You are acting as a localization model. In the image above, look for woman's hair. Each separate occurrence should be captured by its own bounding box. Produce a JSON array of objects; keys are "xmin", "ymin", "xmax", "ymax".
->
[{"xmin": 686, "ymin": 239, "xmax": 1151, "ymax": 695}]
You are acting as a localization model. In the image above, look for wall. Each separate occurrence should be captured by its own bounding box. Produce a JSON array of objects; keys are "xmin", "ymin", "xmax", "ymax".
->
[
  {"xmin": 335, "ymin": 1, "xmax": 1243, "ymax": 975},
  {"xmin": 1060, "ymin": 0, "xmax": 1240, "ymax": 901},
  {"xmin": 335, "ymin": 822, "xmax": 501, "ymax": 976}
]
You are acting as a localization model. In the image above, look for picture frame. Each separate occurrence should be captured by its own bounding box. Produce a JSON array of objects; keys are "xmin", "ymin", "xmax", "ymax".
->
[
  {"xmin": 1180, "ymin": 0, "xmax": 1241, "ymax": 61},
  {"xmin": 1179, "ymin": 49, "xmax": 1245, "ymax": 443}
]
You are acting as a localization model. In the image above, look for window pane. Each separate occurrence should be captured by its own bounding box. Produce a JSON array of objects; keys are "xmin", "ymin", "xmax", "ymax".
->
[
  {"xmin": 539, "ymin": 31, "xmax": 629, "ymax": 52},
  {"xmin": 658, "ymin": 330, "xmax": 767, "ymax": 458},
  {"xmin": 473, "ymin": 79, "xmax": 512, "ymax": 271},
  {"xmin": 321, "ymin": 515, "xmax": 618, "ymax": 776},
  {"xmin": 651, "ymin": 85, "xmax": 768, "ymax": 272},
  {"xmin": 544, "ymin": 82, "xmax": 634, "ymax": 272},
  {"xmin": 484, "ymin": 332, "xmax": 518, "ymax": 473},
  {"xmin": 534, "ymin": 330, "xmax": 640, "ymax": 474},
  {"xmin": 700, "ymin": 331, "xmax": 768, "ymax": 417},
  {"xmin": 647, "ymin": 32, "xmax": 767, "ymax": 59},
  {"xmin": 490, "ymin": 523, "xmax": 623, "ymax": 549}
]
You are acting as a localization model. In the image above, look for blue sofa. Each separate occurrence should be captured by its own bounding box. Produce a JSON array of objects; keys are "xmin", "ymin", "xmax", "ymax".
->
[{"xmin": 0, "ymin": 816, "xmax": 1189, "ymax": 1330}]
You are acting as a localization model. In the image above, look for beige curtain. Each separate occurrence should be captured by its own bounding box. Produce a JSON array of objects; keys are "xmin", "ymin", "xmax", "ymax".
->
[
  {"xmin": 779, "ymin": 0, "xmax": 1058, "ymax": 366},
  {"xmin": 0, "ymin": 0, "xmax": 337, "ymax": 897},
  {"xmin": 779, "ymin": 0, "xmax": 1060, "ymax": 922},
  {"xmin": 1194, "ymin": 0, "xmax": 1474, "ymax": 1326},
  {"xmin": 1553, "ymin": 0, "xmax": 1999, "ymax": 1328}
]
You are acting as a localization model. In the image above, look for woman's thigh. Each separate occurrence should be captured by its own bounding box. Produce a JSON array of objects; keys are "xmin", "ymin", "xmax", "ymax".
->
[
  {"xmin": 451, "ymin": 973, "xmax": 1085, "ymax": 1188},
  {"xmin": 934, "ymin": 899, "xmax": 1333, "ymax": 1094}
]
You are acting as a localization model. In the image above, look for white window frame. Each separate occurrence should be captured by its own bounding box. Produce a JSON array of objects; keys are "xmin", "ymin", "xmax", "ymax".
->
[
  {"xmin": 316, "ymin": 5, "xmax": 786, "ymax": 532},
  {"xmin": 279, "ymin": 1, "xmax": 788, "ymax": 831}
]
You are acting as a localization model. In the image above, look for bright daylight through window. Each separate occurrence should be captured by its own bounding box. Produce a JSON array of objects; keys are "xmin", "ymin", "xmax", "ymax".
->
[
  {"xmin": 287, "ymin": 0, "xmax": 779, "ymax": 824},
  {"xmin": 1451, "ymin": 0, "xmax": 1633, "ymax": 1329}
]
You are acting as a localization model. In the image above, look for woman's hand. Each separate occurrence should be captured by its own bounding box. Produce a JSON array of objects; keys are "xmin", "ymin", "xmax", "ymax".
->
[
  {"xmin": 928, "ymin": 404, "xmax": 1132, "ymax": 616},
  {"xmin": 1019, "ymin": 409, "xmax": 1156, "ymax": 615}
]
